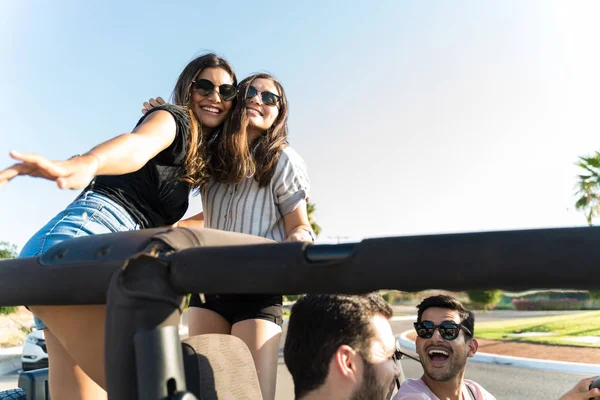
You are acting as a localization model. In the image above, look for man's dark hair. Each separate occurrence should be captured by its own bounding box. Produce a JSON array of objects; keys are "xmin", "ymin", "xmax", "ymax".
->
[
  {"xmin": 416, "ymin": 294, "xmax": 475, "ymax": 339},
  {"xmin": 283, "ymin": 293, "xmax": 393, "ymax": 399}
]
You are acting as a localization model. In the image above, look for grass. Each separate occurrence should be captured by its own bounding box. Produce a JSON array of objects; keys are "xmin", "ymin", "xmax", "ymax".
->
[{"xmin": 476, "ymin": 310, "xmax": 600, "ymax": 347}]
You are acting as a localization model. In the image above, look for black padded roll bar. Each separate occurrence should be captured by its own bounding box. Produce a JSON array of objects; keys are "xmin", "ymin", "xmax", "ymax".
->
[{"xmin": 1, "ymin": 226, "xmax": 599, "ymax": 308}]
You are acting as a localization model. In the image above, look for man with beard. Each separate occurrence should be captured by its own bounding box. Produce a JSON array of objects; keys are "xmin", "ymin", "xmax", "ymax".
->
[
  {"xmin": 284, "ymin": 293, "xmax": 403, "ymax": 400},
  {"xmin": 394, "ymin": 295, "xmax": 495, "ymax": 400}
]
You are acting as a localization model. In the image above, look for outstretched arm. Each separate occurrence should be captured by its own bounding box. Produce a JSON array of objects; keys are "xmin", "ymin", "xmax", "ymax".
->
[{"xmin": 0, "ymin": 110, "xmax": 177, "ymax": 190}]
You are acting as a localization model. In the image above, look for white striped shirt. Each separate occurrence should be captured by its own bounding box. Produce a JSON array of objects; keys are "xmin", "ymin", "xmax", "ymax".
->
[{"xmin": 201, "ymin": 147, "xmax": 310, "ymax": 242}]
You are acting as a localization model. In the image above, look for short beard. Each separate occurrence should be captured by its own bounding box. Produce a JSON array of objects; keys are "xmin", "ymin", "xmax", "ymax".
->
[
  {"xmin": 350, "ymin": 361, "xmax": 388, "ymax": 400},
  {"xmin": 424, "ymin": 354, "xmax": 468, "ymax": 382}
]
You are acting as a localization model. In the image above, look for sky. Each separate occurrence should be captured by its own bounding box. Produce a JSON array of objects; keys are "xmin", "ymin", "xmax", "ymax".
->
[{"xmin": 1, "ymin": 1, "xmax": 599, "ymax": 250}]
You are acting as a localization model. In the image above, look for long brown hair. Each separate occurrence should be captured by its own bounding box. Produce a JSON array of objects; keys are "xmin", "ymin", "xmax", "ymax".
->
[
  {"xmin": 171, "ymin": 53, "xmax": 237, "ymax": 189},
  {"xmin": 206, "ymin": 73, "xmax": 289, "ymax": 187}
]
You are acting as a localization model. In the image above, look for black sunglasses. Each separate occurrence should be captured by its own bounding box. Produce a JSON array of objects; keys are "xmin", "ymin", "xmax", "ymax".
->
[
  {"xmin": 246, "ymin": 86, "xmax": 281, "ymax": 107},
  {"xmin": 414, "ymin": 320, "xmax": 472, "ymax": 340},
  {"xmin": 192, "ymin": 79, "xmax": 237, "ymax": 101}
]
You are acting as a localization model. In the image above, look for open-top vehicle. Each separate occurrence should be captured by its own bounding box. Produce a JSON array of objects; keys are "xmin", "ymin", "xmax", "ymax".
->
[{"xmin": 0, "ymin": 226, "xmax": 599, "ymax": 399}]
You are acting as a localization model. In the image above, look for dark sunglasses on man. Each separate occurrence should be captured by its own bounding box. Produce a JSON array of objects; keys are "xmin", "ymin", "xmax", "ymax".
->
[
  {"xmin": 246, "ymin": 86, "xmax": 281, "ymax": 107},
  {"xmin": 413, "ymin": 320, "xmax": 472, "ymax": 340},
  {"xmin": 192, "ymin": 79, "xmax": 238, "ymax": 101}
]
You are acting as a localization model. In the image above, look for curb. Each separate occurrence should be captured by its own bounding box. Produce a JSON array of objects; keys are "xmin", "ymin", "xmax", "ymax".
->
[{"xmin": 398, "ymin": 329, "xmax": 600, "ymax": 375}]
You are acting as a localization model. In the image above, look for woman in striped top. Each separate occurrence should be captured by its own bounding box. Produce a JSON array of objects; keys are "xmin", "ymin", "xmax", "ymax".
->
[{"xmin": 177, "ymin": 73, "xmax": 314, "ymax": 400}]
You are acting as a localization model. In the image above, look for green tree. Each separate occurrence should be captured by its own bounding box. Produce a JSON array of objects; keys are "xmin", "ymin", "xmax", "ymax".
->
[
  {"xmin": 0, "ymin": 241, "xmax": 19, "ymax": 315},
  {"xmin": 573, "ymin": 153, "xmax": 600, "ymax": 301},
  {"xmin": 467, "ymin": 290, "xmax": 502, "ymax": 311},
  {"xmin": 306, "ymin": 202, "xmax": 322, "ymax": 237},
  {"xmin": 589, "ymin": 291, "xmax": 600, "ymax": 301},
  {"xmin": 574, "ymin": 151, "xmax": 600, "ymax": 226},
  {"xmin": 0, "ymin": 241, "xmax": 18, "ymax": 259}
]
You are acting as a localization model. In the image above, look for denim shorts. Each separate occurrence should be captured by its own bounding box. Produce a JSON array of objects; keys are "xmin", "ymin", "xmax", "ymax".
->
[{"xmin": 19, "ymin": 191, "xmax": 140, "ymax": 329}]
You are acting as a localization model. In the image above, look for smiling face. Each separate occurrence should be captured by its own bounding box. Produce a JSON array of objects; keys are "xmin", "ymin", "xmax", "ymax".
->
[
  {"xmin": 190, "ymin": 67, "xmax": 235, "ymax": 134},
  {"xmin": 415, "ymin": 307, "xmax": 477, "ymax": 382},
  {"xmin": 245, "ymin": 77, "xmax": 280, "ymax": 137}
]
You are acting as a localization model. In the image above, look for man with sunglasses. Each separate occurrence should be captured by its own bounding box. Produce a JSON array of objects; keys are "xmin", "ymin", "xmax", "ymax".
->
[
  {"xmin": 394, "ymin": 295, "xmax": 495, "ymax": 400},
  {"xmin": 284, "ymin": 293, "xmax": 404, "ymax": 400}
]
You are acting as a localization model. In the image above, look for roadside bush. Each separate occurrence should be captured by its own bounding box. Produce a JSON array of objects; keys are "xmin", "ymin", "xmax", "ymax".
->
[
  {"xmin": 466, "ymin": 290, "xmax": 502, "ymax": 310},
  {"xmin": 381, "ymin": 291, "xmax": 392, "ymax": 303},
  {"xmin": 494, "ymin": 294, "xmax": 517, "ymax": 310},
  {"xmin": 512, "ymin": 298, "xmax": 583, "ymax": 311},
  {"xmin": 0, "ymin": 242, "xmax": 19, "ymax": 314},
  {"xmin": 283, "ymin": 295, "xmax": 302, "ymax": 303},
  {"xmin": 379, "ymin": 290, "xmax": 412, "ymax": 304},
  {"xmin": 0, "ymin": 306, "xmax": 18, "ymax": 315}
]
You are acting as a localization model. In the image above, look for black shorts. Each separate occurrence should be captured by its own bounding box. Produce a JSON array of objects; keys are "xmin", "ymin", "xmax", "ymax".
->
[{"xmin": 188, "ymin": 294, "xmax": 283, "ymax": 327}]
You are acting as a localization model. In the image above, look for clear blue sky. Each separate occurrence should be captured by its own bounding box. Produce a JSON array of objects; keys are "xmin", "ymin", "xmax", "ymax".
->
[{"xmin": 1, "ymin": 1, "xmax": 599, "ymax": 250}]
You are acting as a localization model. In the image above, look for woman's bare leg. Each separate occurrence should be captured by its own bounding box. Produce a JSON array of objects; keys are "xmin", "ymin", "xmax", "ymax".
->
[
  {"xmin": 187, "ymin": 307, "xmax": 231, "ymax": 336},
  {"xmin": 31, "ymin": 305, "xmax": 107, "ymax": 394},
  {"xmin": 232, "ymin": 319, "xmax": 282, "ymax": 400},
  {"xmin": 43, "ymin": 323, "xmax": 107, "ymax": 399}
]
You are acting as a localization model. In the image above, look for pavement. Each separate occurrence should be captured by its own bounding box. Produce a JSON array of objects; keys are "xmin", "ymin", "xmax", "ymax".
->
[{"xmin": 0, "ymin": 347, "xmax": 21, "ymax": 376}]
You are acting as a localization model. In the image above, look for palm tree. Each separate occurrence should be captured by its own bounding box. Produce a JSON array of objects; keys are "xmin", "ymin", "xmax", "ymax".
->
[
  {"xmin": 574, "ymin": 151, "xmax": 600, "ymax": 226},
  {"xmin": 574, "ymin": 152, "xmax": 600, "ymax": 301},
  {"xmin": 306, "ymin": 202, "xmax": 322, "ymax": 237}
]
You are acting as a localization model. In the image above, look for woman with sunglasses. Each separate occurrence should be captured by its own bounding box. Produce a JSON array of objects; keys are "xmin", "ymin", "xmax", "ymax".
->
[
  {"xmin": 191, "ymin": 73, "xmax": 313, "ymax": 400},
  {"xmin": 145, "ymin": 72, "xmax": 314, "ymax": 399},
  {"xmin": 0, "ymin": 53, "xmax": 237, "ymax": 399}
]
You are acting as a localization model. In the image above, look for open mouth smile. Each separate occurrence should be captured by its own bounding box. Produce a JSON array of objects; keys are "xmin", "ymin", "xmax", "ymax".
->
[{"xmin": 427, "ymin": 348, "xmax": 451, "ymax": 366}]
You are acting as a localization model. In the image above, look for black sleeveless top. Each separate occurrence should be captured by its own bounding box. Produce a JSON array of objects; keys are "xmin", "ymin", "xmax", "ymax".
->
[{"xmin": 88, "ymin": 104, "xmax": 191, "ymax": 228}]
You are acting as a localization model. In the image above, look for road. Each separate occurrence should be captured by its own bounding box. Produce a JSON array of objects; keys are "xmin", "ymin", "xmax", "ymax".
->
[
  {"xmin": 1, "ymin": 310, "xmax": 592, "ymax": 398},
  {"xmin": 0, "ymin": 372, "xmax": 19, "ymax": 392}
]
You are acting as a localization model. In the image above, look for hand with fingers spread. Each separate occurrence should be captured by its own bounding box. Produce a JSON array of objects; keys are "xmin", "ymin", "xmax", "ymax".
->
[
  {"xmin": 0, "ymin": 151, "xmax": 100, "ymax": 190},
  {"xmin": 559, "ymin": 376, "xmax": 600, "ymax": 400},
  {"xmin": 142, "ymin": 96, "xmax": 166, "ymax": 114}
]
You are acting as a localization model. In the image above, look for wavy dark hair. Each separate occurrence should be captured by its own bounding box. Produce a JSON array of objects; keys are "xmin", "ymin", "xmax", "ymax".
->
[
  {"xmin": 416, "ymin": 294, "xmax": 475, "ymax": 339},
  {"xmin": 206, "ymin": 73, "xmax": 289, "ymax": 187},
  {"xmin": 170, "ymin": 53, "xmax": 237, "ymax": 189}
]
